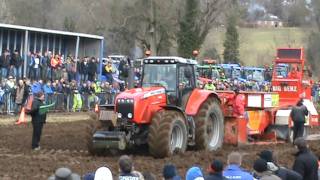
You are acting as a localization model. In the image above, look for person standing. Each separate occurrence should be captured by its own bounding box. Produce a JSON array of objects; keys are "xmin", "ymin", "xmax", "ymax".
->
[
  {"xmin": 232, "ymin": 88, "xmax": 246, "ymax": 117},
  {"xmin": 79, "ymin": 58, "xmax": 88, "ymax": 83},
  {"xmin": 87, "ymin": 57, "xmax": 97, "ymax": 82},
  {"xmin": 11, "ymin": 50, "xmax": 23, "ymax": 80},
  {"xmin": 290, "ymin": 99, "xmax": 309, "ymax": 141},
  {"xmin": 1, "ymin": 50, "xmax": 11, "ymax": 78},
  {"xmin": 40, "ymin": 51, "xmax": 49, "ymax": 81},
  {"xmin": 15, "ymin": 80, "xmax": 27, "ymax": 114},
  {"xmin": 293, "ymin": 137, "xmax": 319, "ymax": 180},
  {"xmin": 29, "ymin": 91, "xmax": 47, "ymax": 150}
]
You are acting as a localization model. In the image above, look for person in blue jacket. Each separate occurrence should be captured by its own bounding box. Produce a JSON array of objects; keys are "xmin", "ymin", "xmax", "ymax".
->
[{"xmin": 223, "ymin": 152, "xmax": 254, "ymax": 180}]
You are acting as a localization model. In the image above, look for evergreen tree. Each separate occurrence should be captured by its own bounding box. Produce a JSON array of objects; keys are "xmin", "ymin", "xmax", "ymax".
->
[
  {"xmin": 223, "ymin": 15, "xmax": 240, "ymax": 63},
  {"xmin": 177, "ymin": 0, "xmax": 200, "ymax": 58}
]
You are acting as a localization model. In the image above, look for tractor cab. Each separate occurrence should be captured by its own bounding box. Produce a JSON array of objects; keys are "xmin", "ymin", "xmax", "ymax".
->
[
  {"xmin": 271, "ymin": 48, "xmax": 312, "ymax": 106},
  {"xmin": 142, "ymin": 57, "xmax": 197, "ymax": 108},
  {"xmin": 220, "ymin": 64, "xmax": 242, "ymax": 80},
  {"xmin": 242, "ymin": 67, "xmax": 265, "ymax": 82},
  {"xmin": 197, "ymin": 65, "xmax": 221, "ymax": 80}
]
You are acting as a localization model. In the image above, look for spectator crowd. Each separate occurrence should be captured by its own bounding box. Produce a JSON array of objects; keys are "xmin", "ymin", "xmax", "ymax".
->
[
  {"xmin": 0, "ymin": 50, "xmax": 129, "ymax": 115},
  {"xmin": 47, "ymin": 137, "xmax": 319, "ymax": 180}
]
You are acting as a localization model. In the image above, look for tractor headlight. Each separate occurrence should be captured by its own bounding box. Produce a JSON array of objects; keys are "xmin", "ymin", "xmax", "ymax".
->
[
  {"xmin": 127, "ymin": 113, "xmax": 133, "ymax": 119},
  {"xmin": 117, "ymin": 113, "xmax": 122, "ymax": 118}
]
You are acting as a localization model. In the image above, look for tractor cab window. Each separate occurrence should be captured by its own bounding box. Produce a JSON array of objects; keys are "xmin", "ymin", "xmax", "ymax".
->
[
  {"xmin": 142, "ymin": 64, "xmax": 177, "ymax": 91},
  {"xmin": 274, "ymin": 63, "xmax": 302, "ymax": 79},
  {"xmin": 274, "ymin": 64, "xmax": 289, "ymax": 78}
]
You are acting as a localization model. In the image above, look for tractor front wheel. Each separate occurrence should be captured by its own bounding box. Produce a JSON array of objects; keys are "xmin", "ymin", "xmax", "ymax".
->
[
  {"xmin": 148, "ymin": 110, "xmax": 188, "ymax": 158},
  {"xmin": 194, "ymin": 97, "xmax": 224, "ymax": 150}
]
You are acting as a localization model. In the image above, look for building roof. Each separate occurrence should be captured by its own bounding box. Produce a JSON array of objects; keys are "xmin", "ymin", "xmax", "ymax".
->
[{"xmin": 0, "ymin": 23, "xmax": 104, "ymax": 40}]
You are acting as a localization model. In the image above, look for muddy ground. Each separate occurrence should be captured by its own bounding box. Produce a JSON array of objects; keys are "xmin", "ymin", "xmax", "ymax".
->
[{"xmin": 0, "ymin": 113, "xmax": 320, "ymax": 180}]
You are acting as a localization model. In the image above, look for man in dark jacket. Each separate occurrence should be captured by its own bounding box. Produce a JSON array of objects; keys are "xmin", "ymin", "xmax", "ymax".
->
[
  {"xmin": 205, "ymin": 160, "xmax": 227, "ymax": 180},
  {"xmin": 87, "ymin": 58, "xmax": 97, "ymax": 82},
  {"xmin": 293, "ymin": 137, "xmax": 319, "ymax": 180},
  {"xmin": 1, "ymin": 50, "xmax": 11, "ymax": 78},
  {"xmin": 290, "ymin": 99, "xmax": 309, "ymax": 141},
  {"xmin": 11, "ymin": 50, "xmax": 23, "ymax": 79},
  {"xmin": 79, "ymin": 58, "xmax": 88, "ymax": 83},
  {"xmin": 29, "ymin": 91, "xmax": 47, "ymax": 150},
  {"xmin": 258, "ymin": 150, "xmax": 302, "ymax": 180}
]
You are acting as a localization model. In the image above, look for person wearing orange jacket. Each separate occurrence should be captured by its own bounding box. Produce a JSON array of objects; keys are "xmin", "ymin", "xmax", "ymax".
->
[
  {"xmin": 50, "ymin": 54, "xmax": 61, "ymax": 80},
  {"xmin": 232, "ymin": 87, "xmax": 246, "ymax": 117}
]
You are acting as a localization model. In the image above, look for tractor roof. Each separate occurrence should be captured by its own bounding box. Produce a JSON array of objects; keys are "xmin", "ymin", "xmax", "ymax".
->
[{"xmin": 144, "ymin": 56, "xmax": 197, "ymax": 65}]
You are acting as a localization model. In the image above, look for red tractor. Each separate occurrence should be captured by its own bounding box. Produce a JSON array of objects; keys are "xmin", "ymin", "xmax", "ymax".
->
[{"xmin": 88, "ymin": 57, "xmax": 224, "ymax": 157}]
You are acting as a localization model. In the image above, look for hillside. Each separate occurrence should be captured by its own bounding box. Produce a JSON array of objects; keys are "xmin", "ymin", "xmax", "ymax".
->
[{"xmin": 201, "ymin": 27, "xmax": 310, "ymax": 66}]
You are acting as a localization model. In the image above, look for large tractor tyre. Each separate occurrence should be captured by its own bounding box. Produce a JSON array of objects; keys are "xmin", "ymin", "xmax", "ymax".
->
[
  {"xmin": 194, "ymin": 97, "xmax": 224, "ymax": 150},
  {"xmin": 148, "ymin": 110, "xmax": 188, "ymax": 158}
]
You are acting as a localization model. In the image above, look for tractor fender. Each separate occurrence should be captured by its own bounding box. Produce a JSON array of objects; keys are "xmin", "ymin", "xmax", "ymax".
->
[
  {"xmin": 185, "ymin": 89, "xmax": 221, "ymax": 116},
  {"xmin": 161, "ymin": 105, "xmax": 187, "ymax": 119}
]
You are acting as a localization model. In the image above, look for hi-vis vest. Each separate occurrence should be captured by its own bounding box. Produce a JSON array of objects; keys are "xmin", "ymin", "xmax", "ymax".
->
[
  {"xmin": 105, "ymin": 65, "xmax": 112, "ymax": 73},
  {"xmin": 204, "ymin": 83, "xmax": 215, "ymax": 91}
]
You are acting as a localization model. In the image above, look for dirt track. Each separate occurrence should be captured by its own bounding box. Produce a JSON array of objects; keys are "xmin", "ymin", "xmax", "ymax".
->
[{"xmin": 1, "ymin": 113, "xmax": 320, "ymax": 180}]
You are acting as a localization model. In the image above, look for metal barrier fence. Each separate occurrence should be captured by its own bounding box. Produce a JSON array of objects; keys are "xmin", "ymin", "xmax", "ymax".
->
[{"xmin": 0, "ymin": 91, "xmax": 117, "ymax": 114}]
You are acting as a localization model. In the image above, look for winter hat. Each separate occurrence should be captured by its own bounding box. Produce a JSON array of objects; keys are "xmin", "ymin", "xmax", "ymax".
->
[
  {"xmin": 258, "ymin": 150, "xmax": 273, "ymax": 162},
  {"xmin": 163, "ymin": 164, "xmax": 177, "ymax": 179},
  {"xmin": 186, "ymin": 167, "xmax": 204, "ymax": 180},
  {"xmin": 94, "ymin": 167, "xmax": 113, "ymax": 180},
  {"xmin": 253, "ymin": 159, "xmax": 268, "ymax": 173},
  {"xmin": 47, "ymin": 167, "xmax": 81, "ymax": 180}
]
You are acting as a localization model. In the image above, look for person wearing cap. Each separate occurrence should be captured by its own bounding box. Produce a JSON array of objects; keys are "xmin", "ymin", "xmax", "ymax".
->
[
  {"xmin": 293, "ymin": 137, "xmax": 318, "ymax": 180},
  {"xmin": 205, "ymin": 160, "xmax": 227, "ymax": 180},
  {"xmin": 204, "ymin": 80, "xmax": 216, "ymax": 91},
  {"xmin": 258, "ymin": 150, "xmax": 302, "ymax": 180},
  {"xmin": 48, "ymin": 167, "xmax": 80, "ymax": 180},
  {"xmin": 186, "ymin": 166, "xmax": 205, "ymax": 180},
  {"xmin": 253, "ymin": 158, "xmax": 281, "ymax": 180},
  {"xmin": 29, "ymin": 91, "xmax": 47, "ymax": 150},
  {"xmin": 163, "ymin": 164, "xmax": 181, "ymax": 180},
  {"xmin": 118, "ymin": 155, "xmax": 140, "ymax": 180},
  {"xmin": 223, "ymin": 152, "xmax": 254, "ymax": 180},
  {"xmin": 290, "ymin": 99, "xmax": 309, "ymax": 141}
]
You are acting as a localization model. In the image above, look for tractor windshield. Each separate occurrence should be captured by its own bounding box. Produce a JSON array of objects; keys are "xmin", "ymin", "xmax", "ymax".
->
[
  {"xmin": 142, "ymin": 64, "xmax": 177, "ymax": 91},
  {"xmin": 274, "ymin": 63, "xmax": 302, "ymax": 79}
]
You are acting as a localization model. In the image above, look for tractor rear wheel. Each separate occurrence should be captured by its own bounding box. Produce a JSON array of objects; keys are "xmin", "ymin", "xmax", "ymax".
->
[
  {"xmin": 194, "ymin": 97, "xmax": 224, "ymax": 150},
  {"xmin": 148, "ymin": 110, "xmax": 188, "ymax": 158}
]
